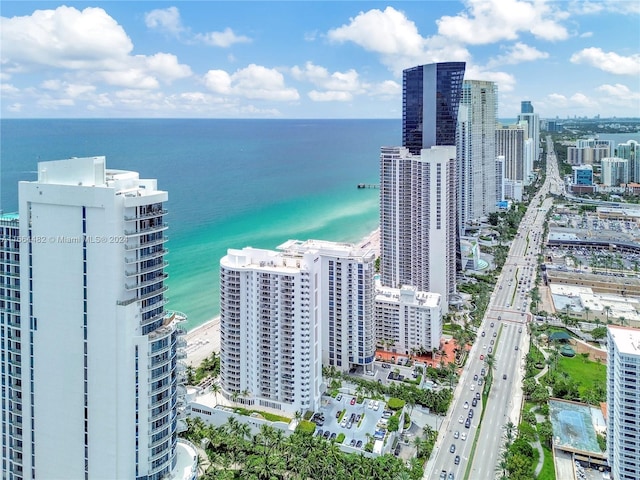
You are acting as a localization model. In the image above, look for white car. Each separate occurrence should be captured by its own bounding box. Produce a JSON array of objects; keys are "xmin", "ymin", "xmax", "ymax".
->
[
  {"xmin": 470, "ymin": 384, "xmax": 475, "ymax": 391},
  {"xmin": 463, "ymin": 402, "xmax": 469, "ymax": 409},
  {"xmin": 458, "ymin": 415, "xmax": 464, "ymax": 423},
  {"xmin": 461, "ymin": 432, "xmax": 467, "ymax": 441},
  {"xmin": 373, "ymin": 401, "xmax": 379, "ymax": 411},
  {"xmin": 368, "ymin": 400, "xmax": 374, "ymax": 409}
]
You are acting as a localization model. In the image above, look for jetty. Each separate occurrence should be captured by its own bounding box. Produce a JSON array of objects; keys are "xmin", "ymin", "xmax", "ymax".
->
[{"xmin": 357, "ymin": 183, "xmax": 380, "ymax": 189}]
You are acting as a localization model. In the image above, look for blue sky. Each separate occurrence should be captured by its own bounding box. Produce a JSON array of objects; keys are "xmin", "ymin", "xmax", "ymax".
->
[{"xmin": 1, "ymin": 1, "xmax": 639, "ymax": 119}]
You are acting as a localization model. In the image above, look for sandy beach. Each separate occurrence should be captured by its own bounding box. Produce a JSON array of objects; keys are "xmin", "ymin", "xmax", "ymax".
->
[{"xmin": 184, "ymin": 228, "xmax": 381, "ymax": 367}]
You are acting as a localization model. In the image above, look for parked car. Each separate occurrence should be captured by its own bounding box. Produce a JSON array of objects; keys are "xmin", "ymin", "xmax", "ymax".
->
[
  {"xmin": 350, "ymin": 397, "xmax": 356, "ymax": 405},
  {"xmin": 449, "ymin": 444, "xmax": 456, "ymax": 453},
  {"xmin": 454, "ymin": 431, "xmax": 459, "ymax": 439}
]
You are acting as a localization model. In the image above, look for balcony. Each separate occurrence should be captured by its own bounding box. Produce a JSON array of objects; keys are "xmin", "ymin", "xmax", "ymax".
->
[
  {"xmin": 124, "ymin": 235, "xmax": 168, "ymax": 251},
  {"xmin": 125, "ymin": 260, "xmax": 168, "ymax": 277},
  {"xmin": 124, "ymin": 222, "xmax": 168, "ymax": 237},
  {"xmin": 124, "ymin": 208, "xmax": 167, "ymax": 222},
  {"xmin": 124, "ymin": 248, "xmax": 168, "ymax": 264},
  {"xmin": 125, "ymin": 273, "xmax": 168, "ymax": 291}
]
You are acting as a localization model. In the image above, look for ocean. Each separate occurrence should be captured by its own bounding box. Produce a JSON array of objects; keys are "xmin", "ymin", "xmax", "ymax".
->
[{"xmin": 1, "ymin": 119, "xmax": 400, "ymax": 329}]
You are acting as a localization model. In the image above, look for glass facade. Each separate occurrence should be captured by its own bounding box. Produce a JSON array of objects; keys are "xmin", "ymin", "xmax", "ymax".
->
[{"xmin": 402, "ymin": 62, "xmax": 466, "ymax": 154}]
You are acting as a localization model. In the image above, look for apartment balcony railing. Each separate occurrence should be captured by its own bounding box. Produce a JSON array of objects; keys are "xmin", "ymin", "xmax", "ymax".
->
[
  {"xmin": 125, "ymin": 261, "xmax": 168, "ymax": 277},
  {"xmin": 124, "ymin": 223, "xmax": 168, "ymax": 237},
  {"xmin": 124, "ymin": 209, "xmax": 167, "ymax": 222},
  {"xmin": 124, "ymin": 235, "xmax": 167, "ymax": 251}
]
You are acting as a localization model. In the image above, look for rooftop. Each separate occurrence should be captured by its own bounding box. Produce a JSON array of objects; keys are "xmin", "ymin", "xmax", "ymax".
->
[
  {"xmin": 608, "ymin": 325, "xmax": 640, "ymax": 356},
  {"xmin": 548, "ymin": 398, "xmax": 605, "ymax": 456}
]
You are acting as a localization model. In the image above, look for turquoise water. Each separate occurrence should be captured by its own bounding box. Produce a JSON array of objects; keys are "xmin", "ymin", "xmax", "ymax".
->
[{"xmin": 1, "ymin": 119, "xmax": 400, "ymax": 329}]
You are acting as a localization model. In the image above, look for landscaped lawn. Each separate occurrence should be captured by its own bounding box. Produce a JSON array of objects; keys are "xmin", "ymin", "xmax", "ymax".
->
[
  {"xmin": 537, "ymin": 445, "xmax": 556, "ymax": 480},
  {"xmin": 556, "ymin": 356, "xmax": 606, "ymax": 396}
]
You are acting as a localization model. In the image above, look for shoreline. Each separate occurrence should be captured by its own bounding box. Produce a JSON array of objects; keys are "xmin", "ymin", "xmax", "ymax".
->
[{"xmin": 184, "ymin": 228, "xmax": 381, "ymax": 367}]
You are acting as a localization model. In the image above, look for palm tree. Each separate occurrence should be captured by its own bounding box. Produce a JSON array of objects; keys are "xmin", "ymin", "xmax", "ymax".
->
[
  {"xmin": 618, "ymin": 316, "xmax": 627, "ymax": 326},
  {"xmin": 210, "ymin": 382, "xmax": 221, "ymax": 405},
  {"xmin": 503, "ymin": 421, "xmax": 516, "ymax": 443},
  {"xmin": 584, "ymin": 305, "xmax": 591, "ymax": 323},
  {"xmin": 485, "ymin": 354, "xmax": 496, "ymax": 373},
  {"xmin": 604, "ymin": 305, "xmax": 612, "ymax": 324}
]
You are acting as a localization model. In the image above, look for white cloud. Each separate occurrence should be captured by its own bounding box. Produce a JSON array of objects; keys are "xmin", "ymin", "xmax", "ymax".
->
[
  {"xmin": 1, "ymin": 6, "xmax": 133, "ymax": 71},
  {"xmin": 569, "ymin": 0, "xmax": 640, "ymax": 15},
  {"xmin": 203, "ymin": 70, "xmax": 232, "ymax": 94},
  {"xmin": 145, "ymin": 6, "xmax": 251, "ymax": 48},
  {"xmin": 291, "ymin": 62, "xmax": 361, "ymax": 92},
  {"xmin": 203, "ymin": 64, "xmax": 299, "ymax": 101},
  {"xmin": 328, "ymin": 7, "xmax": 426, "ymax": 56},
  {"xmin": 544, "ymin": 91, "xmax": 598, "ymax": 110},
  {"xmin": 465, "ymin": 66, "xmax": 517, "ymax": 92},
  {"xmin": 1, "ymin": 6, "xmax": 191, "ymax": 93},
  {"xmin": 144, "ymin": 53, "xmax": 192, "ymax": 83},
  {"xmin": 195, "ymin": 27, "xmax": 251, "ymax": 48},
  {"xmin": 0, "ymin": 83, "xmax": 20, "ymax": 96},
  {"xmin": 488, "ymin": 42, "xmax": 549, "ymax": 67},
  {"xmin": 292, "ymin": 62, "xmax": 402, "ymax": 102},
  {"xmin": 308, "ymin": 90, "xmax": 353, "ymax": 102},
  {"xmin": 144, "ymin": 6, "xmax": 183, "ymax": 36},
  {"xmin": 597, "ymin": 83, "xmax": 640, "ymax": 102},
  {"xmin": 570, "ymin": 48, "xmax": 640, "ymax": 76},
  {"xmin": 327, "ymin": 6, "xmax": 469, "ymax": 75},
  {"xmin": 101, "ymin": 69, "xmax": 160, "ymax": 89},
  {"xmin": 437, "ymin": 0, "xmax": 569, "ymax": 44},
  {"xmin": 570, "ymin": 92, "xmax": 598, "ymax": 108}
]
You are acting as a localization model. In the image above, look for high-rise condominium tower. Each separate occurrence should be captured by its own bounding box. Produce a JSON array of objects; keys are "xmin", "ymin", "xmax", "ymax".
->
[
  {"xmin": 219, "ymin": 239, "xmax": 375, "ymax": 414},
  {"xmin": 379, "ymin": 146, "xmax": 457, "ymax": 311},
  {"xmin": 457, "ymin": 80, "xmax": 498, "ymax": 232},
  {"xmin": 520, "ymin": 100, "xmax": 534, "ymax": 114},
  {"xmin": 0, "ymin": 157, "xmax": 191, "ymax": 480},
  {"xmin": 402, "ymin": 62, "xmax": 466, "ymax": 154},
  {"xmin": 518, "ymin": 101, "xmax": 540, "ymax": 164},
  {"xmin": 496, "ymin": 125, "xmax": 526, "ymax": 182},
  {"xmin": 607, "ymin": 326, "xmax": 640, "ymax": 480}
]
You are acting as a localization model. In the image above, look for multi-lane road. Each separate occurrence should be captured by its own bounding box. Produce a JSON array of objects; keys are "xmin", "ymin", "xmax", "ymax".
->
[{"xmin": 426, "ymin": 138, "xmax": 562, "ymax": 479}]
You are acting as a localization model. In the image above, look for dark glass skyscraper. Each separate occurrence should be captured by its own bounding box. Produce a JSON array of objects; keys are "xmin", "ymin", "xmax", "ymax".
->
[
  {"xmin": 402, "ymin": 62, "xmax": 466, "ymax": 154},
  {"xmin": 521, "ymin": 100, "xmax": 534, "ymax": 113}
]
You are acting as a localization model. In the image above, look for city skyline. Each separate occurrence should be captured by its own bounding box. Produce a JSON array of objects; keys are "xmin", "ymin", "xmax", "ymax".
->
[{"xmin": 1, "ymin": 1, "xmax": 639, "ymax": 119}]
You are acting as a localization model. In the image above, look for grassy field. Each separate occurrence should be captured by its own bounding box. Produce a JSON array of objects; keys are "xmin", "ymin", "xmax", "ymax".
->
[
  {"xmin": 557, "ymin": 355, "xmax": 606, "ymax": 396},
  {"xmin": 537, "ymin": 445, "xmax": 556, "ymax": 480}
]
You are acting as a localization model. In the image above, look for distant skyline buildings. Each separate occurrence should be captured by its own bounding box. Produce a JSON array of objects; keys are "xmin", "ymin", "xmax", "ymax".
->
[
  {"xmin": 402, "ymin": 62, "xmax": 466, "ymax": 154},
  {"xmin": 496, "ymin": 124, "xmax": 527, "ymax": 184},
  {"xmin": 1, "ymin": 157, "xmax": 193, "ymax": 480},
  {"xmin": 521, "ymin": 100, "xmax": 534, "ymax": 114}
]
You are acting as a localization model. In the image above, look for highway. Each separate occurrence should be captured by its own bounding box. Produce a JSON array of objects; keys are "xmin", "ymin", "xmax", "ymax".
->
[{"xmin": 425, "ymin": 137, "xmax": 562, "ymax": 480}]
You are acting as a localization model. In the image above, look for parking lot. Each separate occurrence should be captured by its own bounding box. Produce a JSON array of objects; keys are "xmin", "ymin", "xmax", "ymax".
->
[{"xmin": 312, "ymin": 393, "xmax": 390, "ymax": 451}]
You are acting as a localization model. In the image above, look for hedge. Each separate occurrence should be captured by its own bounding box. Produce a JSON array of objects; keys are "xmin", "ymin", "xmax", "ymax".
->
[{"xmin": 387, "ymin": 397, "xmax": 406, "ymax": 411}]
